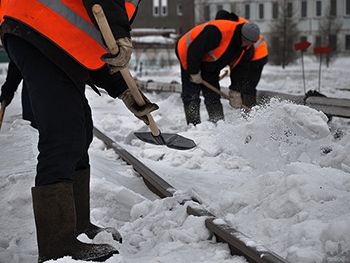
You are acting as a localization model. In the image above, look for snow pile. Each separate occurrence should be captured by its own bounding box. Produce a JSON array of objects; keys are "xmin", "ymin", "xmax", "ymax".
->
[{"xmin": 1, "ymin": 57, "xmax": 350, "ymax": 263}]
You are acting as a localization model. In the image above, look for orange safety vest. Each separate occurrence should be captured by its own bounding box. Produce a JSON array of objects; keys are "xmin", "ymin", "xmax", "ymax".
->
[
  {"xmin": 177, "ymin": 20, "xmax": 244, "ymax": 70},
  {"xmin": 2, "ymin": 0, "xmax": 139, "ymax": 70},
  {"xmin": 252, "ymin": 34, "xmax": 268, "ymax": 61},
  {"xmin": 0, "ymin": 0, "xmax": 8, "ymax": 24}
]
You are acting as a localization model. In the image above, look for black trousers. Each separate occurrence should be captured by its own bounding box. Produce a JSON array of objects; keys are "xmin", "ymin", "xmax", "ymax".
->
[
  {"xmin": 180, "ymin": 66, "xmax": 221, "ymax": 107},
  {"xmin": 241, "ymin": 65, "xmax": 264, "ymax": 97},
  {"xmin": 4, "ymin": 34, "xmax": 92, "ymax": 186}
]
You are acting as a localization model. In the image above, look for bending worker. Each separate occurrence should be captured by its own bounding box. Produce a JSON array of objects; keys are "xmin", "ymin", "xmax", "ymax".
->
[
  {"xmin": 175, "ymin": 19, "xmax": 260, "ymax": 126},
  {"xmin": 216, "ymin": 10, "xmax": 268, "ymax": 108}
]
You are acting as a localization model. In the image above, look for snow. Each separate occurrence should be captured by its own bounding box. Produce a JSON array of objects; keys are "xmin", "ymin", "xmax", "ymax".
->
[{"xmin": 0, "ymin": 56, "xmax": 350, "ymax": 263}]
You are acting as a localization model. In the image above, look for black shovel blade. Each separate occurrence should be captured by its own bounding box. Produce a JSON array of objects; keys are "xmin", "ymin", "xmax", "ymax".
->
[{"xmin": 134, "ymin": 132, "xmax": 196, "ymax": 150}]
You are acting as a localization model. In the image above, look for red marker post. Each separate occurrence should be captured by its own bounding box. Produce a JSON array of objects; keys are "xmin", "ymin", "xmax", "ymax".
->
[
  {"xmin": 314, "ymin": 47, "xmax": 332, "ymax": 92},
  {"xmin": 294, "ymin": 41, "xmax": 311, "ymax": 94}
]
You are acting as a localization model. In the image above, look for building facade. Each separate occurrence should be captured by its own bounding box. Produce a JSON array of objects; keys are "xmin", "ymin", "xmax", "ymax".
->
[
  {"xmin": 132, "ymin": 0, "xmax": 195, "ymax": 37},
  {"xmin": 195, "ymin": 0, "xmax": 350, "ymax": 54}
]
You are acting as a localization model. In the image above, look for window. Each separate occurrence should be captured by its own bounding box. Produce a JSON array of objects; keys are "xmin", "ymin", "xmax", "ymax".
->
[
  {"xmin": 330, "ymin": 0, "xmax": 337, "ymax": 16},
  {"xmin": 245, "ymin": 4, "xmax": 250, "ymax": 19},
  {"xmin": 301, "ymin": 1, "xmax": 307, "ymax": 17},
  {"xmin": 300, "ymin": 36, "xmax": 307, "ymax": 42},
  {"xmin": 204, "ymin": 5, "xmax": 210, "ymax": 21},
  {"xmin": 316, "ymin": 1, "xmax": 322, "ymax": 17},
  {"xmin": 153, "ymin": 0, "xmax": 159, "ymax": 16},
  {"xmin": 346, "ymin": 0, "xmax": 350, "ymax": 15},
  {"xmin": 272, "ymin": 2, "xmax": 278, "ymax": 19},
  {"xmin": 217, "ymin": 4, "xmax": 223, "ymax": 11},
  {"xmin": 287, "ymin": 2, "xmax": 293, "ymax": 17},
  {"xmin": 315, "ymin": 35, "xmax": 322, "ymax": 47},
  {"xmin": 330, "ymin": 35, "xmax": 337, "ymax": 51},
  {"xmin": 161, "ymin": 0, "xmax": 168, "ymax": 16},
  {"xmin": 346, "ymin": 35, "xmax": 350, "ymax": 50},
  {"xmin": 231, "ymin": 3, "xmax": 236, "ymax": 13},
  {"xmin": 177, "ymin": 4, "xmax": 183, "ymax": 16},
  {"xmin": 259, "ymin": 3, "xmax": 264, "ymax": 19}
]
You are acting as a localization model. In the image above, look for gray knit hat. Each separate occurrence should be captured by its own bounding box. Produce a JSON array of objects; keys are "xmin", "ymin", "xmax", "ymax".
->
[{"xmin": 241, "ymin": 23, "xmax": 260, "ymax": 43}]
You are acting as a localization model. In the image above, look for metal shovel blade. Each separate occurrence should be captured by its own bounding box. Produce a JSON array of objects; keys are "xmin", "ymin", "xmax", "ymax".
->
[{"xmin": 134, "ymin": 132, "xmax": 196, "ymax": 150}]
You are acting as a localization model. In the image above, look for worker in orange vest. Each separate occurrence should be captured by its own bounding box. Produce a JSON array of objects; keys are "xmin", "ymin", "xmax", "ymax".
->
[
  {"xmin": 175, "ymin": 19, "xmax": 260, "ymax": 125},
  {"xmin": 0, "ymin": 0, "xmax": 158, "ymax": 262},
  {"xmin": 216, "ymin": 10, "xmax": 268, "ymax": 108}
]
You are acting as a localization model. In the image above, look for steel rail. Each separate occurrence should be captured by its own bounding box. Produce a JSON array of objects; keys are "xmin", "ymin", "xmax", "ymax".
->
[{"xmin": 93, "ymin": 126, "xmax": 290, "ymax": 263}]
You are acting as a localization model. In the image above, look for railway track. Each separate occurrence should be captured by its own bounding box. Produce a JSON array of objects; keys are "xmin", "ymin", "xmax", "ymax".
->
[
  {"xmin": 93, "ymin": 126, "xmax": 290, "ymax": 263},
  {"xmin": 137, "ymin": 80, "xmax": 350, "ymax": 119}
]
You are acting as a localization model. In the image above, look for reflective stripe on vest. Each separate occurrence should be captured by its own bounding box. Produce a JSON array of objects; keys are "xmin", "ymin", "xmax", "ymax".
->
[
  {"xmin": 254, "ymin": 36, "xmax": 264, "ymax": 49},
  {"xmin": 39, "ymin": 0, "xmax": 104, "ymax": 47},
  {"xmin": 3, "ymin": 0, "xmax": 107, "ymax": 70},
  {"xmin": 177, "ymin": 20, "xmax": 239, "ymax": 70},
  {"xmin": 252, "ymin": 35, "xmax": 268, "ymax": 61}
]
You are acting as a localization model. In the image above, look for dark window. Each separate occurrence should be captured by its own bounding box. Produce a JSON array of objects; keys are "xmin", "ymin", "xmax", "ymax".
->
[
  {"xmin": 161, "ymin": 0, "xmax": 167, "ymax": 16},
  {"xmin": 315, "ymin": 35, "xmax": 322, "ymax": 47},
  {"xmin": 316, "ymin": 1, "xmax": 322, "ymax": 16},
  {"xmin": 330, "ymin": 35, "xmax": 337, "ymax": 51},
  {"xmin": 177, "ymin": 4, "xmax": 183, "ymax": 16},
  {"xmin": 287, "ymin": 2, "xmax": 293, "ymax": 17},
  {"xmin": 272, "ymin": 2, "xmax": 278, "ymax": 19},
  {"xmin": 259, "ymin": 4, "xmax": 264, "ymax": 19},
  {"xmin": 161, "ymin": 6, "xmax": 167, "ymax": 16},
  {"xmin": 245, "ymin": 4, "xmax": 250, "ymax": 19},
  {"xmin": 204, "ymin": 5, "xmax": 210, "ymax": 21},
  {"xmin": 347, "ymin": 0, "xmax": 350, "ymax": 15},
  {"xmin": 346, "ymin": 35, "xmax": 350, "ymax": 50},
  {"xmin": 301, "ymin": 1, "xmax": 307, "ymax": 17},
  {"xmin": 153, "ymin": 0, "xmax": 159, "ymax": 16},
  {"xmin": 154, "ymin": 6, "xmax": 159, "ymax": 16},
  {"xmin": 300, "ymin": 36, "xmax": 307, "ymax": 42},
  {"xmin": 330, "ymin": 0, "xmax": 337, "ymax": 16}
]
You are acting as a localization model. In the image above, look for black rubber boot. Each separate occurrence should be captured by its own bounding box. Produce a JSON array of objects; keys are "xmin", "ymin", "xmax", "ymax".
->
[
  {"xmin": 206, "ymin": 104, "xmax": 224, "ymax": 123},
  {"xmin": 32, "ymin": 182, "xmax": 118, "ymax": 263},
  {"xmin": 242, "ymin": 95, "xmax": 256, "ymax": 108},
  {"xmin": 73, "ymin": 168, "xmax": 122, "ymax": 243},
  {"xmin": 184, "ymin": 103, "xmax": 201, "ymax": 126}
]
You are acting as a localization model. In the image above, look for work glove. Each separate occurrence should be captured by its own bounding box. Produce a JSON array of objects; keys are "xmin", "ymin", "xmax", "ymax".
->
[
  {"xmin": 228, "ymin": 90, "xmax": 243, "ymax": 108},
  {"xmin": 190, "ymin": 72, "xmax": 203, "ymax": 84},
  {"xmin": 0, "ymin": 88, "xmax": 15, "ymax": 107},
  {"xmin": 101, "ymin": 37, "xmax": 133, "ymax": 74},
  {"xmin": 118, "ymin": 88, "xmax": 159, "ymax": 125}
]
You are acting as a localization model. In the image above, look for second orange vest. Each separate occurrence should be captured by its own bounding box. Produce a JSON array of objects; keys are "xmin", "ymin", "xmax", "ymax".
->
[{"xmin": 177, "ymin": 20, "xmax": 243, "ymax": 70}]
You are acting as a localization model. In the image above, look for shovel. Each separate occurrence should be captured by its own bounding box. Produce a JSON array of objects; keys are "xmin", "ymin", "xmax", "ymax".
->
[
  {"xmin": 0, "ymin": 101, "xmax": 6, "ymax": 131},
  {"xmin": 202, "ymin": 80, "xmax": 251, "ymax": 112},
  {"xmin": 92, "ymin": 5, "xmax": 196, "ymax": 150}
]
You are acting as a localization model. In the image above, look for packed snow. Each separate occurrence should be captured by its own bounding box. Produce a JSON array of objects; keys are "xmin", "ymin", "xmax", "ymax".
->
[{"xmin": 0, "ymin": 56, "xmax": 349, "ymax": 263}]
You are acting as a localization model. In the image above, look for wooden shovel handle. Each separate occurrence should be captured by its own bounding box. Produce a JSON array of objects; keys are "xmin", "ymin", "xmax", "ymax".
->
[
  {"xmin": 219, "ymin": 68, "xmax": 229, "ymax": 80},
  {"xmin": 202, "ymin": 80, "xmax": 251, "ymax": 112},
  {"xmin": 92, "ymin": 4, "xmax": 160, "ymax": 136},
  {"xmin": 0, "ymin": 100, "xmax": 6, "ymax": 130}
]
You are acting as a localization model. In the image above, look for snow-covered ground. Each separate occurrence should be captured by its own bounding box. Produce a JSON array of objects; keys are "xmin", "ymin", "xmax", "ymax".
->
[{"xmin": 0, "ymin": 56, "xmax": 349, "ymax": 263}]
